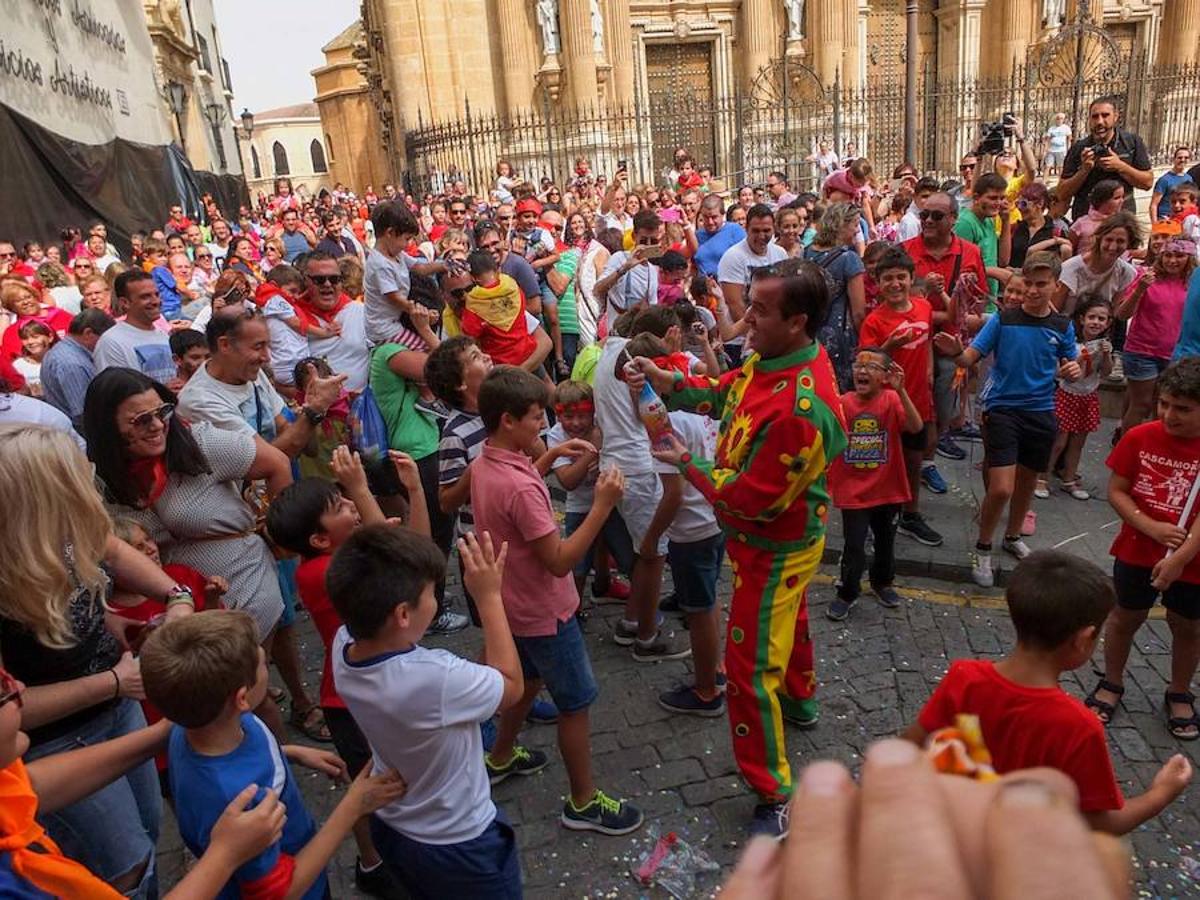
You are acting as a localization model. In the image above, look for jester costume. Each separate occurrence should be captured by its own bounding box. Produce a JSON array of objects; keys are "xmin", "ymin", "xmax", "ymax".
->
[
  {"xmin": 461, "ymin": 273, "xmax": 537, "ymax": 366},
  {"xmin": 668, "ymin": 341, "xmax": 846, "ymax": 801}
]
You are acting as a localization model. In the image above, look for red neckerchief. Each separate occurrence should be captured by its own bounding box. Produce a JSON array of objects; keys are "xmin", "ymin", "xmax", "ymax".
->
[
  {"xmin": 292, "ymin": 290, "xmax": 352, "ymax": 328},
  {"xmin": 128, "ymin": 455, "xmax": 169, "ymax": 506}
]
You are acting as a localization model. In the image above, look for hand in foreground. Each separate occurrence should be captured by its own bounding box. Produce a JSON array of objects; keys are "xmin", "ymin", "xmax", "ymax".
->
[
  {"xmin": 932, "ymin": 332, "xmax": 964, "ymax": 357},
  {"xmin": 303, "ymin": 366, "xmax": 349, "ymax": 413},
  {"xmin": 720, "ymin": 738, "xmax": 1129, "ymax": 900},
  {"xmin": 346, "ymin": 764, "xmax": 408, "ymax": 817},
  {"xmin": 206, "ymin": 785, "xmax": 287, "ymax": 867},
  {"xmin": 388, "ymin": 450, "xmax": 422, "ymax": 495},
  {"xmin": 594, "ymin": 467, "xmax": 626, "ymax": 506},
  {"xmin": 649, "ymin": 431, "xmax": 689, "ymax": 467},
  {"xmin": 555, "ymin": 438, "xmax": 598, "ymax": 460},
  {"xmin": 285, "ymin": 745, "xmax": 349, "ymax": 782},
  {"xmin": 330, "ymin": 445, "xmax": 370, "ymax": 495},
  {"xmin": 459, "ymin": 531, "xmax": 508, "ymax": 602}
]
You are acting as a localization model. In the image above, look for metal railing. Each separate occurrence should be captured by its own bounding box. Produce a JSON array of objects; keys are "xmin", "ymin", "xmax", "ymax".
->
[{"xmin": 401, "ymin": 53, "xmax": 1200, "ymax": 198}]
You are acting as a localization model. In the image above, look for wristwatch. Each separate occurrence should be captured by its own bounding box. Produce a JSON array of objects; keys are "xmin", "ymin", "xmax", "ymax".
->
[
  {"xmin": 302, "ymin": 405, "xmax": 326, "ymax": 425},
  {"xmin": 164, "ymin": 583, "xmax": 195, "ymax": 608}
]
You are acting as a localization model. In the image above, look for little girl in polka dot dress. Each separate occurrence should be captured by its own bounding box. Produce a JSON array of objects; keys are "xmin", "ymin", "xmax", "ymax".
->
[{"xmin": 1038, "ymin": 293, "xmax": 1114, "ymax": 501}]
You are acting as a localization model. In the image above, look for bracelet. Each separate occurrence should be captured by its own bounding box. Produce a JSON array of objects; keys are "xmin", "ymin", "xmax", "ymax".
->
[
  {"xmin": 108, "ymin": 668, "xmax": 120, "ymax": 700},
  {"xmin": 679, "ymin": 451, "xmax": 693, "ymax": 467},
  {"xmin": 671, "ymin": 370, "xmax": 685, "ymax": 391},
  {"xmin": 164, "ymin": 584, "xmax": 195, "ymax": 608}
]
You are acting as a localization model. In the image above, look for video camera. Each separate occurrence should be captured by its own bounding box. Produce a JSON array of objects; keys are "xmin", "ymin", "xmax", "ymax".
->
[{"xmin": 977, "ymin": 112, "xmax": 1017, "ymax": 156}]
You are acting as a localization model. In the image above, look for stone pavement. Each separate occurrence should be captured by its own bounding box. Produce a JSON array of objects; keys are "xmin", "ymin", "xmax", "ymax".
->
[{"xmin": 158, "ymin": 523, "xmax": 1200, "ymax": 898}]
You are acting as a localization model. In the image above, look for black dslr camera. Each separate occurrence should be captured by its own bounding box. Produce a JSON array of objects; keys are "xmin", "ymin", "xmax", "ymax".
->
[{"xmin": 978, "ymin": 112, "xmax": 1017, "ymax": 156}]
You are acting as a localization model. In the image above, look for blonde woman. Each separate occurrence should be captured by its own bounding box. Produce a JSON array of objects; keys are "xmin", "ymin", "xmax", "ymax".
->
[
  {"xmin": 0, "ymin": 424, "xmax": 194, "ymax": 895},
  {"xmin": 597, "ymin": 183, "xmax": 631, "ymax": 233}
]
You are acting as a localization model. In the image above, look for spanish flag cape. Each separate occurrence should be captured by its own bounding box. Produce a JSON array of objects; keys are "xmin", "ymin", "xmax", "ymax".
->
[
  {"xmin": 0, "ymin": 758, "xmax": 122, "ymax": 898},
  {"xmin": 465, "ymin": 273, "xmax": 524, "ymax": 332}
]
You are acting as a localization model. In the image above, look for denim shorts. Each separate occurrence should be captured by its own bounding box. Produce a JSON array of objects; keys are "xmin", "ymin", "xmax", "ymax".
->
[
  {"xmin": 1122, "ymin": 351, "xmax": 1170, "ymax": 383},
  {"xmin": 24, "ymin": 699, "xmax": 161, "ymax": 894},
  {"xmin": 668, "ymin": 532, "xmax": 726, "ymax": 613},
  {"xmin": 514, "ymin": 616, "xmax": 598, "ymax": 713},
  {"xmin": 564, "ymin": 508, "xmax": 635, "ymax": 578},
  {"xmin": 276, "ymin": 556, "xmax": 299, "ymax": 627},
  {"xmin": 371, "ymin": 810, "xmax": 521, "ymax": 899}
]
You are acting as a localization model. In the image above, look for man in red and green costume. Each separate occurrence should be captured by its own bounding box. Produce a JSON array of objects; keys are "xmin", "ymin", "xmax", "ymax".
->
[{"xmin": 630, "ymin": 259, "xmax": 845, "ymax": 834}]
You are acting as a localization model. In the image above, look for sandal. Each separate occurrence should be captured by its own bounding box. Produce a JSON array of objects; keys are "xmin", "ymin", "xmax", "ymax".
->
[
  {"xmin": 267, "ymin": 686, "xmax": 287, "ymax": 706},
  {"xmin": 1034, "ymin": 479, "xmax": 1050, "ymax": 499},
  {"xmin": 290, "ymin": 704, "xmax": 333, "ymax": 743},
  {"xmin": 1164, "ymin": 690, "xmax": 1200, "ymax": 741},
  {"xmin": 1085, "ymin": 678, "xmax": 1124, "ymax": 725},
  {"xmin": 1060, "ymin": 479, "xmax": 1090, "ymax": 501}
]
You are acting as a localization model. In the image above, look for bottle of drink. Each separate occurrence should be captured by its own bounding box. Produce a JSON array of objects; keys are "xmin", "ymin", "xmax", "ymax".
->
[{"xmin": 637, "ymin": 380, "xmax": 674, "ymax": 450}]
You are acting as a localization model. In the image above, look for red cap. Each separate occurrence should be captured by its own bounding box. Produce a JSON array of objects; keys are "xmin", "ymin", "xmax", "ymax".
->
[{"xmin": 515, "ymin": 198, "xmax": 543, "ymax": 216}]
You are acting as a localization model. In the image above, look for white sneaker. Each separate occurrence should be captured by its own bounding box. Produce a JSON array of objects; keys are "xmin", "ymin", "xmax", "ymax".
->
[
  {"xmin": 1061, "ymin": 480, "xmax": 1090, "ymax": 501},
  {"xmin": 971, "ymin": 552, "xmax": 994, "ymax": 588},
  {"xmin": 1033, "ymin": 481, "xmax": 1050, "ymax": 499},
  {"xmin": 1002, "ymin": 537, "xmax": 1031, "ymax": 560}
]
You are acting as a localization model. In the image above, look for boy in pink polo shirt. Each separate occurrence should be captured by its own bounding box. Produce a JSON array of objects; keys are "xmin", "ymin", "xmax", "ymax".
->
[{"xmin": 471, "ymin": 365, "xmax": 644, "ymax": 836}]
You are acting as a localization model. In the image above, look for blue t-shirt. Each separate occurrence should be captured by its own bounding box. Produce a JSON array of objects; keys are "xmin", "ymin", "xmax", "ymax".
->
[
  {"xmin": 280, "ymin": 230, "xmax": 311, "ymax": 263},
  {"xmin": 152, "ymin": 266, "xmax": 183, "ymax": 320},
  {"xmin": 1173, "ymin": 267, "xmax": 1200, "ymax": 361},
  {"xmin": 972, "ymin": 307, "xmax": 1077, "ymax": 412},
  {"xmin": 694, "ymin": 223, "xmax": 746, "ymax": 276},
  {"xmin": 1154, "ymin": 172, "xmax": 1196, "ymax": 220},
  {"xmin": 168, "ymin": 713, "xmax": 325, "ymax": 900}
]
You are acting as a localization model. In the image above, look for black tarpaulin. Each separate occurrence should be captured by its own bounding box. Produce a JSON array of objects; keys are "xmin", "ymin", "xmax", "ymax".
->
[{"xmin": 0, "ymin": 103, "xmax": 248, "ymax": 256}]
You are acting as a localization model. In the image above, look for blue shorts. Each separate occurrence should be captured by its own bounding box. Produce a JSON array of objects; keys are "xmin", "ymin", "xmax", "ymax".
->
[
  {"xmin": 1122, "ymin": 350, "xmax": 1170, "ymax": 383},
  {"xmin": 514, "ymin": 616, "xmax": 598, "ymax": 713},
  {"xmin": 371, "ymin": 811, "xmax": 521, "ymax": 899},
  {"xmin": 668, "ymin": 533, "xmax": 726, "ymax": 613},
  {"xmin": 564, "ymin": 508, "xmax": 636, "ymax": 578},
  {"xmin": 276, "ymin": 556, "xmax": 299, "ymax": 627},
  {"xmin": 540, "ymin": 283, "xmax": 558, "ymax": 310}
]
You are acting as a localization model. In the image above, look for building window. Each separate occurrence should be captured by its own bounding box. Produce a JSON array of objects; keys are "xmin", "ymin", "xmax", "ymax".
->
[
  {"xmin": 251, "ymin": 145, "xmax": 261, "ymax": 179},
  {"xmin": 197, "ymin": 35, "xmax": 212, "ymax": 73},
  {"xmin": 273, "ymin": 141, "xmax": 289, "ymax": 176},
  {"xmin": 221, "ymin": 58, "xmax": 233, "ymax": 91},
  {"xmin": 325, "ymin": 133, "xmax": 335, "ymax": 162},
  {"xmin": 310, "ymin": 139, "xmax": 328, "ymax": 173}
]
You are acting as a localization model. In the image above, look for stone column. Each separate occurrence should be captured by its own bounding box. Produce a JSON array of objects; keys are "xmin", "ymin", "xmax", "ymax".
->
[
  {"xmin": 561, "ymin": 0, "xmax": 599, "ymax": 108},
  {"xmin": 934, "ymin": 0, "xmax": 987, "ymax": 169},
  {"xmin": 841, "ymin": 0, "xmax": 862, "ymax": 88},
  {"xmin": 809, "ymin": 0, "xmax": 846, "ymax": 85},
  {"xmin": 603, "ymin": 0, "xmax": 634, "ymax": 108},
  {"xmin": 740, "ymin": 0, "xmax": 776, "ymax": 89},
  {"xmin": 1157, "ymin": 0, "xmax": 1200, "ymax": 67},
  {"xmin": 496, "ymin": 0, "xmax": 537, "ymax": 113},
  {"xmin": 994, "ymin": 0, "xmax": 1034, "ymax": 78}
]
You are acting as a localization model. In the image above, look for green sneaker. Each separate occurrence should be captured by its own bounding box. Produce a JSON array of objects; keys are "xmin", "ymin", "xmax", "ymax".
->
[
  {"xmin": 485, "ymin": 745, "xmax": 549, "ymax": 785},
  {"xmin": 561, "ymin": 789, "xmax": 644, "ymax": 835},
  {"xmin": 780, "ymin": 697, "xmax": 820, "ymax": 729}
]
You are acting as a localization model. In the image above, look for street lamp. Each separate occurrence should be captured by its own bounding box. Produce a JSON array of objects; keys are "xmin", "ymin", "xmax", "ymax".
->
[
  {"xmin": 202, "ymin": 101, "xmax": 228, "ymax": 171},
  {"xmin": 166, "ymin": 80, "xmax": 187, "ymax": 152},
  {"xmin": 240, "ymin": 108, "xmax": 254, "ymax": 137}
]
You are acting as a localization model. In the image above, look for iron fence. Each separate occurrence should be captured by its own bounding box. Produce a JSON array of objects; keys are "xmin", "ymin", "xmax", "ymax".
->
[{"xmin": 401, "ymin": 54, "xmax": 1200, "ymax": 198}]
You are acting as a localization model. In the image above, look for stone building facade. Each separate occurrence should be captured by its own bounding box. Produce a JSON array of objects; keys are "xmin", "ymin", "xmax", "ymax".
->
[{"xmin": 242, "ymin": 104, "xmax": 333, "ymax": 201}]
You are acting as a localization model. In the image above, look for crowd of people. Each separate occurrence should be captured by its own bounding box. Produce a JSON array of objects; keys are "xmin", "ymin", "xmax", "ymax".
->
[{"xmin": 0, "ymin": 91, "xmax": 1199, "ymax": 897}]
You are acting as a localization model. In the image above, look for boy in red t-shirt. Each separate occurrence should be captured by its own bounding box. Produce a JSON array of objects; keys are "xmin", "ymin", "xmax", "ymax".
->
[
  {"xmin": 826, "ymin": 347, "xmax": 923, "ymax": 621},
  {"xmin": 1089, "ymin": 358, "xmax": 1200, "ymax": 741},
  {"xmin": 904, "ymin": 550, "xmax": 1192, "ymax": 834},
  {"xmin": 264, "ymin": 446, "xmax": 426, "ymax": 897},
  {"xmin": 858, "ymin": 245, "xmax": 942, "ymax": 549}
]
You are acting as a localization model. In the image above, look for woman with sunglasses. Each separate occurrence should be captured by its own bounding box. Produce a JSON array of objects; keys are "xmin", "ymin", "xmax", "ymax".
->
[
  {"xmin": 83, "ymin": 368, "xmax": 292, "ymax": 711},
  {"xmin": 0, "ymin": 424, "xmax": 202, "ymax": 894},
  {"xmin": 1010, "ymin": 182, "xmax": 1071, "ymax": 268},
  {"xmin": 190, "ymin": 245, "xmax": 217, "ymax": 300}
]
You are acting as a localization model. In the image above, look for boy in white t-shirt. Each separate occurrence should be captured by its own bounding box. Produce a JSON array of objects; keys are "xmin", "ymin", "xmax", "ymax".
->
[
  {"xmin": 363, "ymin": 200, "xmax": 432, "ymax": 349},
  {"xmin": 330, "ymin": 527, "xmax": 526, "ymax": 896}
]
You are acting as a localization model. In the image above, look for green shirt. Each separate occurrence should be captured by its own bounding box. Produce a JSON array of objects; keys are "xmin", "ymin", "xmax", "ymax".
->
[
  {"xmin": 954, "ymin": 207, "xmax": 999, "ymax": 297},
  {"xmin": 368, "ymin": 342, "xmax": 439, "ymax": 459},
  {"xmin": 554, "ymin": 249, "xmax": 580, "ymax": 335}
]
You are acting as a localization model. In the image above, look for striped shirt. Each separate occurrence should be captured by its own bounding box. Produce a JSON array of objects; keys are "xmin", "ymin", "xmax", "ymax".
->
[{"xmin": 438, "ymin": 409, "xmax": 488, "ymax": 537}]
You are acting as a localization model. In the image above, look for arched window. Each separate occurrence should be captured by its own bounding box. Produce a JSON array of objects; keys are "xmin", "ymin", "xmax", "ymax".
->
[
  {"xmin": 325, "ymin": 133, "xmax": 335, "ymax": 162},
  {"xmin": 250, "ymin": 145, "xmax": 261, "ymax": 179},
  {"xmin": 272, "ymin": 141, "xmax": 289, "ymax": 176},
  {"xmin": 310, "ymin": 138, "xmax": 328, "ymax": 173}
]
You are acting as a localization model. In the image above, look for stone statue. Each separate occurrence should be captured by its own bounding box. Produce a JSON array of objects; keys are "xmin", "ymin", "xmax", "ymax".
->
[
  {"xmin": 785, "ymin": 0, "xmax": 805, "ymax": 41},
  {"xmin": 1043, "ymin": 0, "xmax": 1066, "ymax": 27},
  {"xmin": 590, "ymin": 0, "xmax": 605, "ymax": 54},
  {"xmin": 535, "ymin": 0, "xmax": 561, "ymax": 56}
]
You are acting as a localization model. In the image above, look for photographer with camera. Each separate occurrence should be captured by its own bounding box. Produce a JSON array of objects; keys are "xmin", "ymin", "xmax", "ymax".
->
[{"xmin": 1057, "ymin": 96, "xmax": 1152, "ymax": 221}]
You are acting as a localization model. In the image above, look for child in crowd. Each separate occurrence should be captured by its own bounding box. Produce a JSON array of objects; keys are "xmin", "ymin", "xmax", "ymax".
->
[
  {"xmin": 936, "ymin": 252, "xmax": 1081, "ymax": 588},
  {"xmin": 169, "ymin": 328, "xmax": 210, "ymax": 387},
  {"xmin": 328, "ymin": 525, "xmax": 524, "ymax": 895},
  {"xmin": 142, "ymin": 238, "xmax": 183, "ymax": 321},
  {"xmin": 827, "ymin": 347, "xmax": 924, "ymax": 621},
  {"xmin": 905, "ymin": 550, "xmax": 1192, "ymax": 834},
  {"xmin": 1089, "ymin": 359, "xmax": 1200, "ymax": 742},
  {"xmin": 266, "ymin": 446, "xmax": 425, "ymax": 897},
  {"xmin": 546, "ymin": 380, "xmax": 632, "ymax": 607},
  {"xmin": 364, "ymin": 201, "xmax": 431, "ymax": 351},
  {"xmin": 1170, "ymin": 182, "xmax": 1200, "ymax": 246},
  {"xmin": 254, "ymin": 265, "xmax": 340, "ymax": 391},
  {"xmin": 857, "ymin": 246, "xmax": 939, "ymax": 549},
  {"xmin": 293, "ymin": 356, "xmax": 353, "ymax": 482},
  {"xmin": 1037, "ymin": 295, "xmax": 1113, "ymax": 501},
  {"xmin": 462, "ymin": 250, "xmax": 538, "ymax": 366},
  {"xmin": 472, "ymin": 366, "xmax": 644, "ymax": 835},
  {"xmin": 141, "ymin": 611, "xmax": 408, "ymax": 899},
  {"xmin": 12, "ymin": 320, "xmax": 55, "ymax": 396}
]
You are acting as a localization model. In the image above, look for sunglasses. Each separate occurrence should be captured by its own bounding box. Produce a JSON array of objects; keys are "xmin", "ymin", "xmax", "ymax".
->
[
  {"xmin": 309, "ymin": 274, "xmax": 343, "ymax": 285},
  {"xmin": 127, "ymin": 402, "xmax": 175, "ymax": 432},
  {"xmin": 0, "ymin": 251, "xmax": 15, "ymax": 259},
  {"xmin": 0, "ymin": 669, "xmax": 21, "ymax": 711},
  {"xmin": 959, "ymin": 163, "xmax": 977, "ymax": 171},
  {"xmin": 195, "ymin": 253, "xmax": 212, "ymax": 260},
  {"xmin": 918, "ymin": 209, "xmax": 949, "ymax": 222}
]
